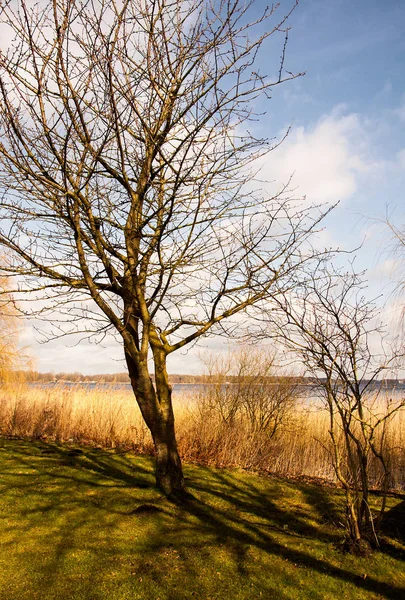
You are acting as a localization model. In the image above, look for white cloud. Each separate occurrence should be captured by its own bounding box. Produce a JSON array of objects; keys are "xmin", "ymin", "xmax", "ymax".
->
[
  {"xmin": 19, "ymin": 324, "xmax": 125, "ymax": 375},
  {"xmin": 261, "ymin": 108, "xmax": 376, "ymax": 205}
]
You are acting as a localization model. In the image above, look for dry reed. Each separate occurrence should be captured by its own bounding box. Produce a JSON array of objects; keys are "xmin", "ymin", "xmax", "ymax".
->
[{"xmin": 0, "ymin": 382, "xmax": 404, "ymax": 490}]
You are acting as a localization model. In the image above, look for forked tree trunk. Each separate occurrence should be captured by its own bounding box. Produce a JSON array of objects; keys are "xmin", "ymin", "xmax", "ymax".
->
[{"xmin": 125, "ymin": 348, "xmax": 185, "ymax": 496}]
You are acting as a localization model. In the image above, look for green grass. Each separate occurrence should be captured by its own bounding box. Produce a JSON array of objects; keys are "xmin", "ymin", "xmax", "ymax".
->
[{"xmin": 0, "ymin": 437, "xmax": 404, "ymax": 600}]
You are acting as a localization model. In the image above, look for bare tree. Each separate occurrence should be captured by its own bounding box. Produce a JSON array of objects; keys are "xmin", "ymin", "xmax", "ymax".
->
[
  {"xmin": 270, "ymin": 264, "xmax": 404, "ymax": 552},
  {"xmin": 200, "ymin": 347, "xmax": 299, "ymax": 436},
  {"xmin": 0, "ymin": 0, "xmax": 326, "ymax": 495}
]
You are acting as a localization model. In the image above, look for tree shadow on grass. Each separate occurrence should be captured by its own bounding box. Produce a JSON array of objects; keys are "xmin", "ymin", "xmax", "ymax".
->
[
  {"xmin": 1, "ymin": 437, "xmax": 405, "ymax": 599},
  {"xmin": 169, "ymin": 490, "xmax": 405, "ymax": 599},
  {"xmin": 187, "ymin": 466, "xmax": 342, "ymax": 545},
  {"xmin": 293, "ymin": 481, "xmax": 343, "ymax": 528},
  {"xmin": 380, "ymin": 498, "xmax": 405, "ymax": 562},
  {"xmin": 0, "ymin": 437, "xmax": 154, "ymax": 490},
  {"xmin": 382, "ymin": 498, "xmax": 405, "ymax": 542}
]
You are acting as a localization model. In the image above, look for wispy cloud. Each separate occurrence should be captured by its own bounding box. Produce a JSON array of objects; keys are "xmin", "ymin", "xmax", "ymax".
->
[{"xmin": 262, "ymin": 107, "xmax": 379, "ymax": 205}]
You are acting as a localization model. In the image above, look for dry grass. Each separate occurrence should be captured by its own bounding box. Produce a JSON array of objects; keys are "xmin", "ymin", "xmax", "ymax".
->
[
  {"xmin": 0, "ymin": 383, "xmax": 153, "ymax": 453},
  {"xmin": 0, "ymin": 382, "xmax": 404, "ymax": 490}
]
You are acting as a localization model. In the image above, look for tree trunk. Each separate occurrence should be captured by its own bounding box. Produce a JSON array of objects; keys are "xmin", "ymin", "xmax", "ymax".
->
[
  {"xmin": 153, "ymin": 413, "xmax": 185, "ymax": 496},
  {"xmin": 124, "ymin": 347, "xmax": 185, "ymax": 496}
]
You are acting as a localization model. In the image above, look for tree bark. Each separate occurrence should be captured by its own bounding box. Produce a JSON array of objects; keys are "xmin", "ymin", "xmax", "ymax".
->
[
  {"xmin": 124, "ymin": 347, "xmax": 185, "ymax": 496},
  {"xmin": 153, "ymin": 412, "xmax": 185, "ymax": 497}
]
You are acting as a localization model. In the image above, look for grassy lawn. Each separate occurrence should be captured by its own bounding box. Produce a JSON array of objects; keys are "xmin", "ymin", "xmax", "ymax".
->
[{"xmin": 0, "ymin": 437, "xmax": 404, "ymax": 600}]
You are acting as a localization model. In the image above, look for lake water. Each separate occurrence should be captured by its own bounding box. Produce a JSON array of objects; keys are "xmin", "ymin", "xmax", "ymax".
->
[{"xmin": 28, "ymin": 381, "xmax": 405, "ymax": 403}]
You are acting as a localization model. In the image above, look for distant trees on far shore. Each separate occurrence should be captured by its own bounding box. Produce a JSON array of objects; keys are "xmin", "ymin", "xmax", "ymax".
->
[{"xmin": 4, "ymin": 369, "xmax": 404, "ymax": 388}]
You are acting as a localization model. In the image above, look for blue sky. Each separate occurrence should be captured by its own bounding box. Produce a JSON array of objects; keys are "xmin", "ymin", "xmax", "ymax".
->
[{"xmin": 17, "ymin": 0, "xmax": 405, "ymax": 374}]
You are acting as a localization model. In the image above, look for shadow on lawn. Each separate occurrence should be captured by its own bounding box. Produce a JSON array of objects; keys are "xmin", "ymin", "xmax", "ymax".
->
[
  {"xmin": 1, "ymin": 437, "xmax": 404, "ymax": 599},
  {"xmin": 382, "ymin": 499, "xmax": 405, "ymax": 544}
]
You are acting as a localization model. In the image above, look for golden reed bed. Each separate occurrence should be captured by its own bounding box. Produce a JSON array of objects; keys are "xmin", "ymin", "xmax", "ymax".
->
[{"xmin": 0, "ymin": 382, "xmax": 404, "ymax": 490}]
